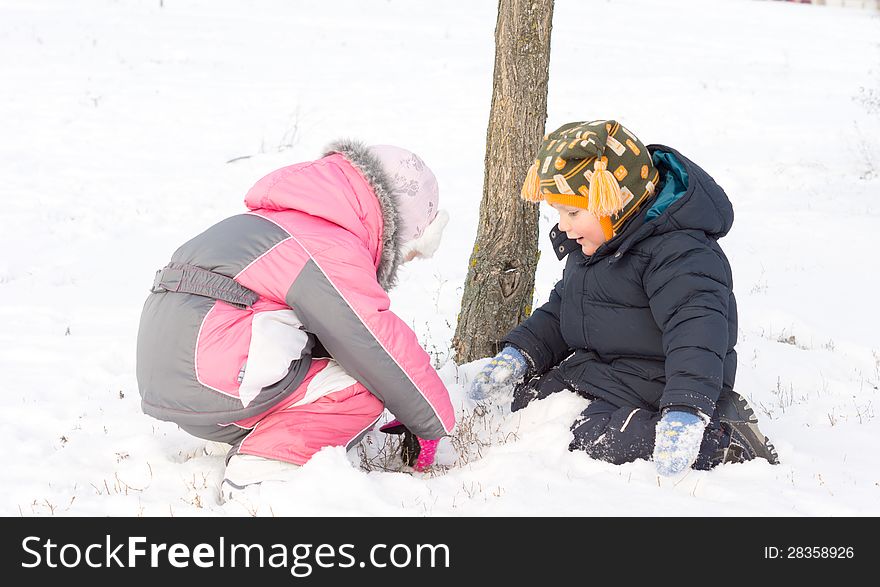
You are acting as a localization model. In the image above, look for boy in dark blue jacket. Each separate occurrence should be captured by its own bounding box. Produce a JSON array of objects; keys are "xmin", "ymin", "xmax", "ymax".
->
[{"xmin": 470, "ymin": 120, "xmax": 779, "ymax": 476}]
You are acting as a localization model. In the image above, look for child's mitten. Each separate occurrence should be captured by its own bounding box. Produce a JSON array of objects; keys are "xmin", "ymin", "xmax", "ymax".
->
[
  {"xmin": 379, "ymin": 419, "xmax": 439, "ymax": 472},
  {"xmin": 653, "ymin": 409, "xmax": 708, "ymax": 476},
  {"xmin": 469, "ymin": 346, "xmax": 528, "ymax": 400}
]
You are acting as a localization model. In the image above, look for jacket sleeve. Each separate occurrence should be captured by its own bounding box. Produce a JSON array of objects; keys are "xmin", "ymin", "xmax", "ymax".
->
[
  {"xmin": 502, "ymin": 275, "xmax": 571, "ymax": 376},
  {"xmin": 286, "ymin": 244, "xmax": 455, "ymax": 440},
  {"xmin": 643, "ymin": 235, "xmax": 731, "ymax": 416}
]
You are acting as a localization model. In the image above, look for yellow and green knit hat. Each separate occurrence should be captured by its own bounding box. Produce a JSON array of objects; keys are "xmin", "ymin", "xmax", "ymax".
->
[{"xmin": 521, "ymin": 120, "xmax": 660, "ymax": 240}]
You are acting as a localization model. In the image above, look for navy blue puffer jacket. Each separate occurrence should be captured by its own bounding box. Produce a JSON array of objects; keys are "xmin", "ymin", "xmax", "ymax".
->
[{"xmin": 503, "ymin": 145, "xmax": 737, "ymax": 417}]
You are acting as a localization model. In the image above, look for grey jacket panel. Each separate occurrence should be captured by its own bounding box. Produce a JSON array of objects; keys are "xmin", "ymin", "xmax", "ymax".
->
[
  {"xmin": 136, "ymin": 212, "xmax": 313, "ymax": 427},
  {"xmin": 178, "ymin": 422, "xmax": 249, "ymax": 446},
  {"xmin": 137, "ymin": 289, "xmax": 314, "ymax": 426},
  {"xmin": 137, "ymin": 291, "xmax": 215, "ymax": 419},
  {"xmin": 287, "ymin": 259, "xmax": 447, "ymax": 439},
  {"xmin": 171, "ymin": 213, "xmax": 290, "ymax": 277}
]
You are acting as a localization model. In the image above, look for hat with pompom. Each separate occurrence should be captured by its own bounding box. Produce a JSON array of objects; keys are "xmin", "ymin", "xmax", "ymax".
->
[{"xmin": 521, "ymin": 120, "xmax": 660, "ymax": 240}]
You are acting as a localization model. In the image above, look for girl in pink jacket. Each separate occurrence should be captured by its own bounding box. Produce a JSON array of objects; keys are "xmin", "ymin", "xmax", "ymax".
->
[{"xmin": 136, "ymin": 141, "xmax": 454, "ymax": 501}]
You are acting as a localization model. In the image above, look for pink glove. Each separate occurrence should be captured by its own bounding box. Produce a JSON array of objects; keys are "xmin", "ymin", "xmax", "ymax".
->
[
  {"xmin": 379, "ymin": 419, "xmax": 439, "ymax": 472},
  {"xmin": 414, "ymin": 438, "xmax": 439, "ymax": 472}
]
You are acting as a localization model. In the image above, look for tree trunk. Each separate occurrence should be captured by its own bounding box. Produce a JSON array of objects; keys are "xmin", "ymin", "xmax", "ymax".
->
[{"xmin": 453, "ymin": 0, "xmax": 554, "ymax": 364}]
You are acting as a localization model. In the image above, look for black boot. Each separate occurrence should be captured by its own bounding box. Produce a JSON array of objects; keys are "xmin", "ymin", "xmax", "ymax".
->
[{"xmin": 714, "ymin": 392, "xmax": 780, "ymax": 465}]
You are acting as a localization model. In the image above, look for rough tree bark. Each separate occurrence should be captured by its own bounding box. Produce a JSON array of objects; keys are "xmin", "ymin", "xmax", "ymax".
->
[{"xmin": 453, "ymin": 0, "xmax": 554, "ymax": 364}]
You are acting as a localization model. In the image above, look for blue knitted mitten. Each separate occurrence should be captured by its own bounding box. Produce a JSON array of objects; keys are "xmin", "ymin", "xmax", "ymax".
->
[
  {"xmin": 653, "ymin": 410, "xmax": 708, "ymax": 476},
  {"xmin": 469, "ymin": 346, "xmax": 528, "ymax": 401}
]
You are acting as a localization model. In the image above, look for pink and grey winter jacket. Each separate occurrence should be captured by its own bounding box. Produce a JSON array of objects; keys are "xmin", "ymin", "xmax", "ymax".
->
[{"xmin": 136, "ymin": 141, "xmax": 455, "ymax": 440}]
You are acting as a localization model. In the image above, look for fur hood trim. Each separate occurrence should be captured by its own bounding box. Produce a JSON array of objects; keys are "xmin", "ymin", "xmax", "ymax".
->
[{"xmin": 323, "ymin": 139, "xmax": 403, "ymax": 291}]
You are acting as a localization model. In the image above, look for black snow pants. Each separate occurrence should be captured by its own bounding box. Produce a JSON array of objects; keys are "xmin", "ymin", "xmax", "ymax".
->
[{"xmin": 511, "ymin": 367, "xmax": 727, "ymax": 469}]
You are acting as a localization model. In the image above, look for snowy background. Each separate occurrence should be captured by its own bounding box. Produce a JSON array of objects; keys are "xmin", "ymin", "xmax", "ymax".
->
[{"xmin": 2, "ymin": 0, "xmax": 879, "ymax": 516}]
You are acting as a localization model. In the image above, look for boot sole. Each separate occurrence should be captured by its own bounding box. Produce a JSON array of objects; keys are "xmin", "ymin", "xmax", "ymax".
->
[{"xmin": 716, "ymin": 392, "xmax": 780, "ymax": 465}]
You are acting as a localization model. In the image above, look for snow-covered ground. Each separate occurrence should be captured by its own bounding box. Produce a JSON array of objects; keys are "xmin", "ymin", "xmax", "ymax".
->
[{"xmin": 1, "ymin": 0, "xmax": 878, "ymax": 516}]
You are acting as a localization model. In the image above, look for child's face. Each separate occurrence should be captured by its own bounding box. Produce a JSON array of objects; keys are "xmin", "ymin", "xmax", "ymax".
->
[{"xmin": 551, "ymin": 203, "xmax": 607, "ymax": 255}]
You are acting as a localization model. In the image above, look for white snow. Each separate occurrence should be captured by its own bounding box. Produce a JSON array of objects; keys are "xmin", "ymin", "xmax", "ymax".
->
[{"xmin": 1, "ymin": 0, "xmax": 879, "ymax": 516}]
